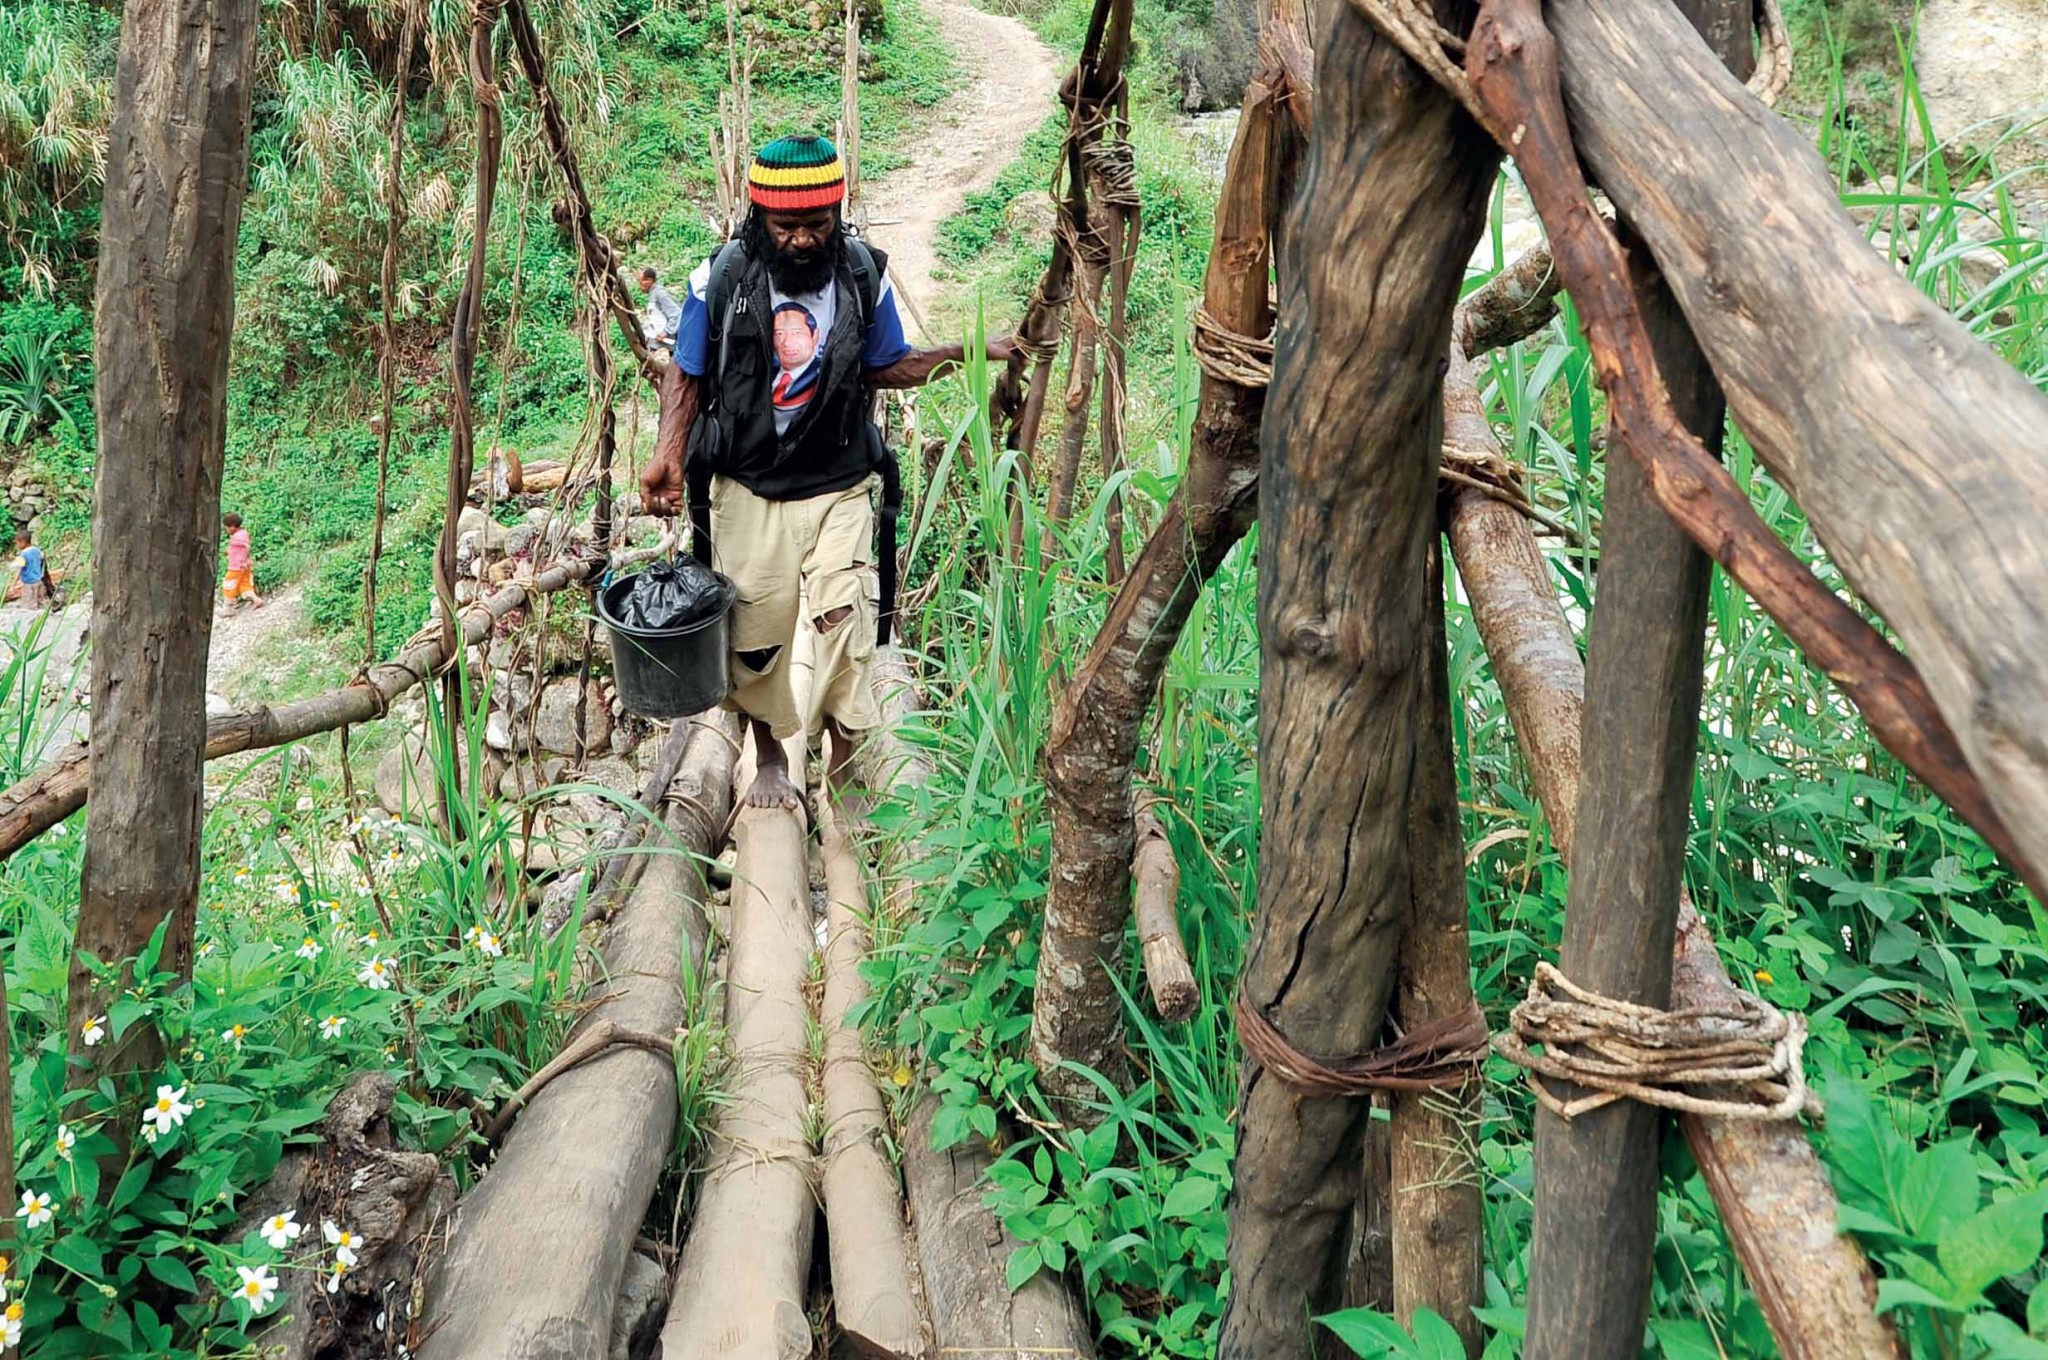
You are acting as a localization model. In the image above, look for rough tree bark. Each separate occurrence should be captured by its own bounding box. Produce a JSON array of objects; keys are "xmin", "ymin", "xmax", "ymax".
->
[
  {"xmin": 1217, "ymin": 0, "xmax": 1499, "ymax": 1349},
  {"xmin": 1522, "ymin": 0, "xmax": 1739, "ymax": 1350},
  {"xmin": 1388, "ymin": 551, "xmax": 1483, "ymax": 1355},
  {"xmin": 903, "ymin": 1097, "xmax": 1098, "ymax": 1360},
  {"xmin": 1030, "ymin": 21, "xmax": 1301, "ymax": 1106},
  {"xmin": 72, "ymin": 0, "xmax": 260, "ymax": 1069},
  {"xmin": 419, "ymin": 714, "xmax": 737, "ymax": 1360},
  {"xmin": 1447, "ymin": 410, "xmax": 1901, "ymax": 1358},
  {"xmin": 1547, "ymin": 0, "xmax": 2048, "ymax": 882}
]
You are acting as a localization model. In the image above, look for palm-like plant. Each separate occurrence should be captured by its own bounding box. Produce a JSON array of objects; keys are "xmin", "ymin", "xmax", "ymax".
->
[{"xmin": 0, "ymin": 328, "xmax": 80, "ymax": 447}]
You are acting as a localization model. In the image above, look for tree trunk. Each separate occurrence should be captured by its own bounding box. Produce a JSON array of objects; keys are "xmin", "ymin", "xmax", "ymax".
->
[
  {"xmin": 658, "ymin": 804, "xmax": 817, "ymax": 1360},
  {"xmin": 1030, "ymin": 28, "xmax": 1299, "ymax": 1106},
  {"xmin": 418, "ymin": 713, "xmax": 737, "ymax": 1360},
  {"xmin": 1218, "ymin": 0, "xmax": 1499, "ymax": 1348},
  {"xmin": 1524, "ymin": 219, "xmax": 1719, "ymax": 1358},
  {"xmin": 74, "ymin": 0, "xmax": 259, "ymax": 1070},
  {"xmin": 820, "ymin": 807, "xmax": 925, "ymax": 1360},
  {"xmin": 1389, "ymin": 549, "xmax": 1483, "ymax": 1355},
  {"xmin": 1548, "ymin": 0, "xmax": 2048, "ymax": 882},
  {"xmin": 1131, "ymin": 804, "xmax": 1197, "ymax": 1020}
]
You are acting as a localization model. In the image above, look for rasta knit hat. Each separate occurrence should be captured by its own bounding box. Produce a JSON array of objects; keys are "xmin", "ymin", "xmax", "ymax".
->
[{"xmin": 748, "ymin": 135, "xmax": 846, "ymax": 211}]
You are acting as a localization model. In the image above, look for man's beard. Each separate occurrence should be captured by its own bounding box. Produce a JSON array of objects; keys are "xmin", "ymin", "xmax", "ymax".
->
[{"xmin": 746, "ymin": 210, "xmax": 839, "ymax": 294}]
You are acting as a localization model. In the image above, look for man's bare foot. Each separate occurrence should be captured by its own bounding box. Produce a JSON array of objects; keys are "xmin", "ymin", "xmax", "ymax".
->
[{"xmin": 743, "ymin": 762, "xmax": 803, "ymax": 811}]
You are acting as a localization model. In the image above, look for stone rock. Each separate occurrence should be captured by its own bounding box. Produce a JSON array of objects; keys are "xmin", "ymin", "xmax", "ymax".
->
[
  {"xmin": 1916, "ymin": 0, "xmax": 2048, "ymax": 160},
  {"xmin": 374, "ymin": 729, "xmax": 471, "ymax": 820},
  {"xmin": 576, "ymin": 755, "xmax": 640, "ymax": 797},
  {"xmin": 205, "ymin": 691, "xmax": 235, "ymax": 720},
  {"xmin": 534, "ymin": 680, "xmax": 613, "ymax": 756},
  {"xmin": 498, "ymin": 756, "xmax": 568, "ymax": 801},
  {"xmin": 457, "ymin": 506, "xmax": 490, "ymax": 540},
  {"xmin": 609, "ymin": 1251, "xmax": 670, "ymax": 1360},
  {"xmin": 539, "ymin": 869, "xmax": 590, "ymax": 935},
  {"xmin": 485, "ymin": 709, "xmax": 516, "ymax": 752}
]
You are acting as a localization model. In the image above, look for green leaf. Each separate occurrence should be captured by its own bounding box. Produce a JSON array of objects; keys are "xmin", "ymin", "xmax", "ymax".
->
[
  {"xmin": 1898, "ymin": 1141, "xmax": 1980, "ymax": 1240},
  {"xmin": 49, "ymin": 1232, "xmax": 104, "ymax": 1278},
  {"xmin": 1649, "ymin": 1318, "xmax": 1724, "ymax": 1360},
  {"xmin": 1938, "ymin": 1189, "xmax": 2048, "ymax": 1301},
  {"xmin": 1409, "ymin": 1309, "xmax": 1467, "ymax": 1360},
  {"xmin": 144, "ymin": 1253, "xmax": 198, "ymax": 1294},
  {"xmin": 1005, "ymin": 1243, "xmax": 1043, "ymax": 1293},
  {"xmin": 1876, "ymin": 1278, "xmax": 1968, "ymax": 1315},
  {"xmin": 1159, "ymin": 1176, "xmax": 1219, "ymax": 1219},
  {"xmin": 1316, "ymin": 1308, "xmax": 1419, "ymax": 1358}
]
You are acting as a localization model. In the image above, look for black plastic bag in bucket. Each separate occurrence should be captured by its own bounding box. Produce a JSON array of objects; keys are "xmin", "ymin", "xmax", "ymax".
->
[{"xmin": 598, "ymin": 560, "xmax": 736, "ymax": 719}]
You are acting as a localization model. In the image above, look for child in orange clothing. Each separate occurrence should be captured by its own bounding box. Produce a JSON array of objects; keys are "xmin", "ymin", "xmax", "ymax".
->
[{"xmin": 220, "ymin": 513, "xmax": 265, "ymax": 608}]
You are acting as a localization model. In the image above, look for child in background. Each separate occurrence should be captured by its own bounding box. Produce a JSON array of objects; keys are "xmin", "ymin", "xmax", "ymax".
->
[
  {"xmin": 220, "ymin": 513, "xmax": 264, "ymax": 609},
  {"xmin": 13, "ymin": 529, "xmax": 50, "ymax": 609}
]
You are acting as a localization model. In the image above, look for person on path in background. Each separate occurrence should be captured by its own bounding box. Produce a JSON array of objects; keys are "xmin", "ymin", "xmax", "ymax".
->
[
  {"xmin": 220, "ymin": 512, "xmax": 265, "ymax": 609},
  {"xmin": 641, "ymin": 134, "xmax": 1014, "ymax": 811},
  {"xmin": 639, "ymin": 266, "xmax": 683, "ymax": 355},
  {"xmin": 12, "ymin": 529, "xmax": 51, "ymax": 609}
]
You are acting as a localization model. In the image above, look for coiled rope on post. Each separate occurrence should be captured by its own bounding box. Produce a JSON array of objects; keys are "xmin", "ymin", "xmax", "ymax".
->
[{"xmin": 1493, "ymin": 961, "xmax": 1820, "ymax": 1122}]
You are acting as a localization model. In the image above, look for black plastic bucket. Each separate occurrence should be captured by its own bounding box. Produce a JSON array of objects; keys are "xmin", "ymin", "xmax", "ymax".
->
[{"xmin": 597, "ymin": 569, "xmax": 737, "ymax": 719}]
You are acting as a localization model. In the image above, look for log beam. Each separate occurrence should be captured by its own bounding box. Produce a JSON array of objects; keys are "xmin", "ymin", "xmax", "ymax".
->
[
  {"xmin": 419, "ymin": 713, "xmax": 738, "ymax": 1360},
  {"xmin": 1547, "ymin": 0, "xmax": 2048, "ymax": 882}
]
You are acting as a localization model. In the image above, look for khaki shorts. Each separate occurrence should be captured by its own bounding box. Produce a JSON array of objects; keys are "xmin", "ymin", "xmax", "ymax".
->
[{"xmin": 712, "ymin": 475, "xmax": 881, "ymax": 742}]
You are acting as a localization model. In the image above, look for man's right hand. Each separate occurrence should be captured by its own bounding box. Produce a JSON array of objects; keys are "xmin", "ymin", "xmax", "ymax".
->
[{"xmin": 641, "ymin": 453, "xmax": 685, "ymax": 517}]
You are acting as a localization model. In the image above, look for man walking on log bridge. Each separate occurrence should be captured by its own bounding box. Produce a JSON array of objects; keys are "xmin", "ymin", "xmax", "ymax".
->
[{"xmin": 643, "ymin": 134, "xmax": 1013, "ymax": 810}]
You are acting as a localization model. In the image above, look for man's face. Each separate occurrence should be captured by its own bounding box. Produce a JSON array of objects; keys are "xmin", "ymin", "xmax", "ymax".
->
[
  {"xmin": 638, "ymin": 274, "xmax": 654, "ymax": 295},
  {"xmin": 762, "ymin": 208, "xmax": 837, "ymax": 258}
]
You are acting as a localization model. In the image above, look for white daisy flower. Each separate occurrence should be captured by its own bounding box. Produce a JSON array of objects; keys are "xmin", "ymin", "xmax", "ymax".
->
[
  {"xmin": 272, "ymin": 878, "xmax": 297, "ymax": 903},
  {"xmin": 222, "ymin": 1024, "xmax": 247, "ymax": 1051},
  {"xmin": 296, "ymin": 937, "xmax": 322, "ymax": 962},
  {"xmin": 358, "ymin": 930, "xmax": 380, "ymax": 949},
  {"xmin": 352, "ymin": 874, "xmax": 374, "ymax": 897},
  {"xmin": 53, "ymin": 1125, "xmax": 73, "ymax": 1161},
  {"xmin": 79, "ymin": 1015, "xmax": 105, "ymax": 1048},
  {"xmin": 234, "ymin": 1264, "xmax": 278, "ymax": 1316},
  {"xmin": 324, "ymin": 1257, "xmax": 350, "ymax": 1294},
  {"xmin": 476, "ymin": 932, "xmax": 502, "ymax": 958},
  {"xmin": 143, "ymin": 1084, "xmax": 193, "ymax": 1136},
  {"xmin": 320, "ymin": 1014, "xmax": 347, "ymax": 1039},
  {"xmin": 357, "ymin": 957, "xmax": 396, "ymax": 991},
  {"xmin": 260, "ymin": 1209, "xmax": 303, "ymax": 1250},
  {"xmin": 234, "ymin": 865, "xmax": 252, "ymax": 881},
  {"xmin": 198, "ymin": 940, "xmax": 216, "ymax": 959},
  {"xmin": 323, "ymin": 1220, "xmax": 361, "ymax": 1267},
  {"xmin": 142, "ymin": 1123, "xmax": 160, "ymax": 1145},
  {"xmin": 1, "ymin": 1299, "xmax": 20, "ymax": 1346},
  {"xmin": 15, "ymin": 1191, "xmax": 50, "ymax": 1229}
]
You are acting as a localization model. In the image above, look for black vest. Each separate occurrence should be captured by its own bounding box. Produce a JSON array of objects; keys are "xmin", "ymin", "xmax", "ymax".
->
[{"xmin": 694, "ymin": 240, "xmax": 888, "ymax": 503}]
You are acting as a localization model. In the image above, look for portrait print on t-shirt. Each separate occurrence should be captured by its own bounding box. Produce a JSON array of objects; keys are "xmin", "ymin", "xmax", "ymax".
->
[{"xmin": 770, "ymin": 299, "xmax": 825, "ymax": 432}]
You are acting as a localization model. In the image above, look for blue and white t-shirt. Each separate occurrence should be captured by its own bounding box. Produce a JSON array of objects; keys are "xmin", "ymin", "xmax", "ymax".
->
[{"xmin": 675, "ymin": 254, "xmax": 912, "ymax": 436}]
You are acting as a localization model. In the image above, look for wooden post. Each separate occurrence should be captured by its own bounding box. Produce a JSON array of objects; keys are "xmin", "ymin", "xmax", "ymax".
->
[
  {"xmin": 1030, "ymin": 26, "xmax": 1302, "ymax": 1107},
  {"xmin": 1522, "ymin": 189, "xmax": 1726, "ymax": 1360},
  {"xmin": 71, "ymin": 0, "xmax": 259, "ymax": 1069},
  {"xmin": 1524, "ymin": 3, "xmax": 1746, "ymax": 1352},
  {"xmin": 1218, "ymin": 0, "xmax": 1499, "ymax": 1348},
  {"xmin": 1388, "ymin": 548, "xmax": 1483, "ymax": 1355}
]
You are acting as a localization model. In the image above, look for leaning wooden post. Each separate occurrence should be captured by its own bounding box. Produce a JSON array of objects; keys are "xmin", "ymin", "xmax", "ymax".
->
[
  {"xmin": 1523, "ymin": 0, "xmax": 1742, "ymax": 1352},
  {"xmin": 71, "ymin": 0, "xmax": 260, "ymax": 1071},
  {"xmin": 1030, "ymin": 25, "xmax": 1302, "ymax": 1108},
  {"xmin": 1217, "ymin": 0, "xmax": 1499, "ymax": 1348},
  {"xmin": 1388, "ymin": 548, "xmax": 1483, "ymax": 1355}
]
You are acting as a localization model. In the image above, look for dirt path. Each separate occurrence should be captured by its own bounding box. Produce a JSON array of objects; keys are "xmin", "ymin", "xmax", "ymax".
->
[
  {"xmin": 207, "ymin": 584, "xmax": 309, "ymax": 701},
  {"xmin": 861, "ymin": 0, "xmax": 1062, "ymax": 336}
]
